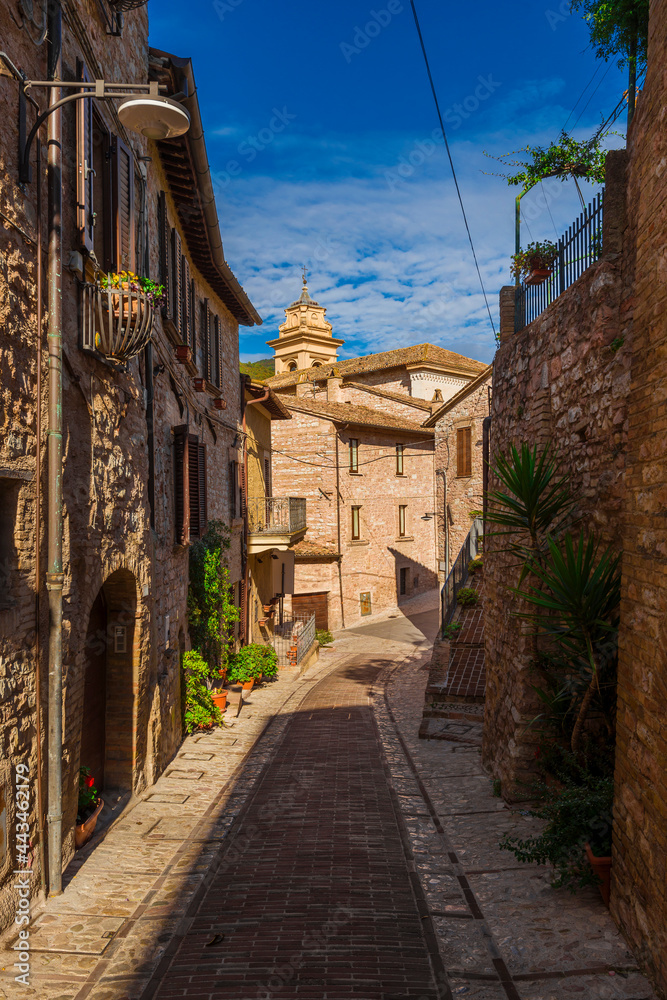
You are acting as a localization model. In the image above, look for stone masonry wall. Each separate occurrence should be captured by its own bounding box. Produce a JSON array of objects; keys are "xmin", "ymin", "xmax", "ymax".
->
[
  {"xmin": 484, "ymin": 150, "xmax": 632, "ymax": 800},
  {"xmin": 433, "ymin": 377, "xmax": 491, "ymax": 578},
  {"xmin": 612, "ymin": 0, "xmax": 667, "ymax": 991}
]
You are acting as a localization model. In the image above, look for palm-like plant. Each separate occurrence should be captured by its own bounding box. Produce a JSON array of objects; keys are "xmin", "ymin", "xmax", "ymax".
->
[
  {"xmin": 476, "ymin": 442, "xmax": 576, "ymax": 580},
  {"xmin": 513, "ymin": 531, "xmax": 621, "ymax": 755}
]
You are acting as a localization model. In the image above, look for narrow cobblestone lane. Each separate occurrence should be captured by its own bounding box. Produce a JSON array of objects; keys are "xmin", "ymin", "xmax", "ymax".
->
[{"xmin": 145, "ymin": 658, "xmax": 445, "ymax": 999}]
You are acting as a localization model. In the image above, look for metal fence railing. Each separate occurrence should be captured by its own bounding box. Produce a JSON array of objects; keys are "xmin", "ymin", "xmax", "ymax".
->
[
  {"xmin": 247, "ymin": 496, "xmax": 307, "ymax": 535},
  {"xmin": 515, "ymin": 190, "xmax": 604, "ymax": 332},
  {"xmin": 271, "ymin": 612, "xmax": 317, "ymax": 667},
  {"xmin": 441, "ymin": 516, "xmax": 483, "ymax": 632}
]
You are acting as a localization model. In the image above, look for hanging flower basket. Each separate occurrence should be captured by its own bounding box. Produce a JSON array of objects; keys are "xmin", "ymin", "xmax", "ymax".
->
[
  {"xmin": 525, "ymin": 268, "xmax": 553, "ymax": 287},
  {"xmin": 82, "ymin": 272, "xmax": 161, "ymax": 364}
]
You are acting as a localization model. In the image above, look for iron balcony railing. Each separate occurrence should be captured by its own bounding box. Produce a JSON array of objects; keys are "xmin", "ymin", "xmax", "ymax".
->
[
  {"xmin": 271, "ymin": 612, "xmax": 317, "ymax": 667},
  {"xmin": 247, "ymin": 496, "xmax": 307, "ymax": 535},
  {"xmin": 441, "ymin": 516, "xmax": 483, "ymax": 632},
  {"xmin": 515, "ymin": 190, "xmax": 604, "ymax": 332}
]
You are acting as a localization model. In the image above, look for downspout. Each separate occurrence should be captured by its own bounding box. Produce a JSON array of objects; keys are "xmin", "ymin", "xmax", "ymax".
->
[
  {"xmin": 35, "ymin": 136, "xmax": 47, "ymax": 895},
  {"xmin": 242, "ymin": 386, "xmax": 269, "ymax": 643},
  {"xmin": 46, "ymin": 0, "xmax": 64, "ymax": 897},
  {"xmin": 334, "ymin": 430, "xmax": 345, "ymax": 629}
]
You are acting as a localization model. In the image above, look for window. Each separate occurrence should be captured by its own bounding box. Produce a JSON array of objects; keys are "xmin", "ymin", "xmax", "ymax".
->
[
  {"xmin": 399, "ymin": 567, "xmax": 408, "ymax": 596},
  {"xmin": 396, "ymin": 443, "xmax": 404, "ymax": 476},
  {"xmin": 457, "ymin": 427, "xmax": 472, "ymax": 478},
  {"xmin": 212, "ymin": 315, "xmax": 222, "ymax": 389},
  {"xmin": 264, "ymin": 457, "xmax": 272, "ymax": 497},
  {"xmin": 200, "ymin": 298, "xmax": 210, "ymax": 376},
  {"xmin": 349, "ymin": 438, "xmax": 359, "ymax": 473},
  {"xmin": 0, "ymin": 479, "xmax": 19, "ymax": 611},
  {"xmin": 174, "ymin": 426, "xmax": 207, "ymax": 544},
  {"xmin": 77, "ymin": 61, "xmax": 135, "ymax": 274},
  {"xmin": 351, "ymin": 506, "xmax": 361, "ymax": 541},
  {"xmin": 287, "ymin": 361, "xmax": 297, "ymax": 372},
  {"xmin": 398, "ymin": 504, "xmax": 407, "ymax": 537},
  {"xmin": 229, "ymin": 461, "xmax": 238, "ymax": 518}
]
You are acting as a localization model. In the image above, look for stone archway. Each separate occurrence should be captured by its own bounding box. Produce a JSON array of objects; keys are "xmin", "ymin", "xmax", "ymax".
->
[{"xmin": 80, "ymin": 568, "xmax": 137, "ymax": 794}]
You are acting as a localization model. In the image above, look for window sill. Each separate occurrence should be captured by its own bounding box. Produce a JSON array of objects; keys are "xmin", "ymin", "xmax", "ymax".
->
[
  {"xmin": 348, "ymin": 471, "xmax": 363, "ymax": 476},
  {"xmin": 455, "ymin": 475, "xmax": 473, "ymax": 480},
  {"xmin": 348, "ymin": 539, "xmax": 369, "ymax": 546},
  {"xmin": 395, "ymin": 473, "xmax": 407, "ymax": 478},
  {"xmin": 395, "ymin": 536, "xmax": 414, "ymax": 542}
]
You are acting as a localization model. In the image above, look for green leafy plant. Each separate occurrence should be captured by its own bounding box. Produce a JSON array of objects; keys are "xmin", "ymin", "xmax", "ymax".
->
[
  {"xmin": 513, "ymin": 531, "xmax": 621, "ymax": 755},
  {"xmin": 500, "ymin": 763, "xmax": 614, "ymax": 892},
  {"xmin": 610, "ymin": 336, "xmax": 624, "ymax": 352},
  {"xmin": 100, "ymin": 270, "xmax": 166, "ymax": 307},
  {"xmin": 468, "ymin": 556, "xmax": 483, "ymax": 573},
  {"xmin": 474, "ymin": 442, "xmax": 577, "ymax": 581},
  {"xmin": 316, "ymin": 629, "xmax": 334, "ymax": 646},
  {"xmin": 442, "ymin": 620, "xmax": 463, "ymax": 641},
  {"xmin": 456, "ymin": 587, "xmax": 479, "ymax": 607},
  {"xmin": 486, "ymin": 131, "xmax": 608, "ymax": 195},
  {"xmin": 228, "ymin": 643, "xmax": 275, "ymax": 684},
  {"xmin": 77, "ymin": 767, "xmax": 98, "ymax": 818},
  {"xmin": 510, "ymin": 240, "xmax": 558, "ymax": 281},
  {"xmin": 182, "ymin": 650, "xmax": 221, "ymax": 734},
  {"xmin": 188, "ymin": 521, "xmax": 239, "ymax": 677}
]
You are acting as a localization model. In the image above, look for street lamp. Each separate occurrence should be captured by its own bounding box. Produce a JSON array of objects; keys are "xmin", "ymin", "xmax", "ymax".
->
[{"xmin": 15, "ymin": 75, "xmax": 190, "ymax": 182}]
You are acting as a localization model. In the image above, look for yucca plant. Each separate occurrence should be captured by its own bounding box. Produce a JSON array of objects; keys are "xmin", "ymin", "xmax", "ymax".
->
[
  {"xmin": 513, "ymin": 531, "xmax": 621, "ymax": 755},
  {"xmin": 475, "ymin": 442, "xmax": 576, "ymax": 581}
]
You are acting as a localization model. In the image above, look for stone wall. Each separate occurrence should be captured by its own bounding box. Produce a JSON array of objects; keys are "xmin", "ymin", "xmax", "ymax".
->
[
  {"xmin": 0, "ymin": 2, "xmax": 245, "ymax": 928},
  {"xmin": 483, "ymin": 150, "xmax": 632, "ymax": 798},
  {"xmin": 433, "ymin": 376, "xmax": 491, "ymax": 577},
  {"xmin": 612, "ymin": 0, "xmax": 667, "ymax": 991}
]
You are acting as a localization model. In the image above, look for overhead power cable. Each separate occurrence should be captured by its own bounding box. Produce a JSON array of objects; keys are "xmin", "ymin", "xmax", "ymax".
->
[
  {"xmin": 409, "ymin": 0, "xmax": 497, "ymax": 341},
  {"xmin": 562, "ymin": 63, "xmax": 602, "ymax": 133}
]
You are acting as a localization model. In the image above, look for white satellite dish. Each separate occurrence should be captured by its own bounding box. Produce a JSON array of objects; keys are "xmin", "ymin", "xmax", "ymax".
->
[{"xmin": 118, "ymin": 95, "xmax": 190, "ymax": 140}]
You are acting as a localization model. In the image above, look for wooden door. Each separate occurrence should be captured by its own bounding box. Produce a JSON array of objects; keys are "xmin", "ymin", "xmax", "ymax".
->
[{"xmin": 292, "ymin": 592, "xmax": 329, "ymax": 630}]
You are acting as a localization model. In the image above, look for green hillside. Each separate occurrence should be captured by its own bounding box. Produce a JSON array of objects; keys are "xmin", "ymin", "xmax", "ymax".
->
[{"xmin": 240, "ymin": 358, "xmax": 275, "ymax": 381}]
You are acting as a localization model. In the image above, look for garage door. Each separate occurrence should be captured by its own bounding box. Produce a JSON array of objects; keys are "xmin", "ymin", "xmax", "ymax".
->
[{"xmin": 292, "ymin": 592, "xmax": 329, "ymax": 630}]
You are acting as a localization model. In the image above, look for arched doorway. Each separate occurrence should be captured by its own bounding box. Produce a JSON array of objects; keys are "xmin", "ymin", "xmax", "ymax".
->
[{"xmin": 80, "ymin": 569, "xmax": 137, "ymax": 795}]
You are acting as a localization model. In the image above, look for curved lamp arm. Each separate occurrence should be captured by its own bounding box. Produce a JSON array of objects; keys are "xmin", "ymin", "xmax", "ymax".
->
[{"xmin": 18, "ymin": 78, "xmax": 166, "ymax": 183}]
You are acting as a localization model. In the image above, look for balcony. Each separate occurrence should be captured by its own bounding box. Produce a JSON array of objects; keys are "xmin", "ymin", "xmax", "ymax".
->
[{"xmin": 247, "ymin": 496, "xmax": 307, "ymax": 553}]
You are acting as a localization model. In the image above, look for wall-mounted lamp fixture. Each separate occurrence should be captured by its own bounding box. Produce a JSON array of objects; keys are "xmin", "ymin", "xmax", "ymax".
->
[
  {"xmin": 153, "ymin": 363, "xmax": 166, "ymax": 377},
  {"xmin": 421, "ymin": 512, "xmax": 437, "ymax": 520}
]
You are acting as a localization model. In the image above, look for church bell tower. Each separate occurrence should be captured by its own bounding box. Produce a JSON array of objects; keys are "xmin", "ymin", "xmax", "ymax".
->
[{"xmin": 267, "ymin": 272, "xmax": 345, "ymax": 374}]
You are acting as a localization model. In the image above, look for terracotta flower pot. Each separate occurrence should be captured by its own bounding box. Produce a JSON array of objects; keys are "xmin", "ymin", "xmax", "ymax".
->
[
  {"xmin": 525, "ymin": 267, "xmax": 553, "ymax": 286},
  {"xmin": 213, "ymin": 398, "xmax": 227, "ymax": 410},
  {"xmin": 192, "ymin": 377, "xmax": 206, "ymax": 392},
  {"xmin": 211, "ymin": 689, "xmax": 228, "ymax": 713},
  {"xmin": 241, "ymin": 678, "xmax": 254, "ymax": 701},
  {"xmin": 585, "ymin": 843, "xmax": 611, "ymax": 907},
  {"xmin": 75, "ymin": 798, "xmax": 104, "ymax": 850},
  {"xmin": 175, "ymin": 344, "xmax": 192, "ymax": 364}
]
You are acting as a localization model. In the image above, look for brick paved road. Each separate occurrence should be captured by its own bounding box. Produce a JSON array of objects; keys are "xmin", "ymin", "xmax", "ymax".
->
[{"xmin": 146, "ymin": 659, "xmax": 444, "ymax": 1000}]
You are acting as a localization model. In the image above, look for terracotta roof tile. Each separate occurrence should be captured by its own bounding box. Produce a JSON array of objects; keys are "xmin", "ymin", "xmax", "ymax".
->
[
  {"xmin": 345, "ymin": 382, "xmax": 433, "ymax": 411},
  {"xmin": 266, "ymin": 343, "xmax": 487, "ymax": 388},
  {"xmin": 278, "ymin": 396, "xmax": 434, "ymax": 435},
  {"xmin": 292, "ymin": 539, "xmax": 341, "ymax": 559}
]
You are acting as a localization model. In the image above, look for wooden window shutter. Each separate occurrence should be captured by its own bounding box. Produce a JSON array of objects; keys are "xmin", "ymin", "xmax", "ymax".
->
[
  {"xmin": 202, "ymin": 298, "xmax": 211, "ymax": 382},
  {"xmin": 457, "ymin": 427, "xmax": 472, "ymax": 478},
  {"xmin": 239, "ymin": 578, "xmax": 247, "ymax": 643},
  {"xmin": 113, "ymin": 137, "xmax": 135, "ymax": 272},
  {"xmin": 198, "ymin": 443, "xmax": 207, "ymax": 535},
  {"xmin": 187, "ymin": 437, "xmax": 200, "ymax": 538},
  {"xmin": 189, "ymin": 279, "xmax": 197, "ymax": 355},
  {"xmin": 239, "ymin": 459, "xmax": 246, "ymax": 517},
  {"xmin": 171, "ymin": 229, "xmax": 182, "ymax": 339},
  {"xmin": 158, "ymin": 192, "xmax": 171, "ymax": 317},
  {"xmin": 76, "ymin": 62, "xmax": 94, "ymax": 252},
  {"xmin": 213, "ymin": 315, "xmax": 221, "ymax": 388},
  {"xmin": 174, "ymin": 425, "xmax": 190, "ymax": 545},
  {"xmin": 180, "ymin": 255, "xmax": 191, "ymax": 346}
]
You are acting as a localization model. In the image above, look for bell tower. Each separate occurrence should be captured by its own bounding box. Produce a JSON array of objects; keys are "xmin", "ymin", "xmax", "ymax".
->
[{"xmin": 267, "ymin": 272, "xmax": 345, "ymax": 374}]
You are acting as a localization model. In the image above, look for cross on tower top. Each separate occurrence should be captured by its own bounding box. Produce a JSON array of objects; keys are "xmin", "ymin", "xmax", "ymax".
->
[{"xmin": 301, "ymin": 265, "xmax": 309, "ymax": 286}]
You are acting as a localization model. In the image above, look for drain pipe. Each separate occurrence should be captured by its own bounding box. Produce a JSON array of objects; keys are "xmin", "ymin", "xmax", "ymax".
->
[
  {"xmin": 242, "ymin": 384, "xmax": 269, "ymax": 643},
  {"xmin": 46, "ymin": 0, "xmax": 64, "ymax": 897},
  {"xmin": 334, "ymin": 429, "xmax": 345, "ymax": 629}
]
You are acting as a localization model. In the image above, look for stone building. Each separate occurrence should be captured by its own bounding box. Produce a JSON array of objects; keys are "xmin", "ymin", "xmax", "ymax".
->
[
  {"xmin": 483, "ymin": 0, "xmax": 667, "ymax": 987},
  {"xmin": 265, "ymin": 281, "xmax": 488, "ymax": 627},
  {"xmin": 423, "ymin": 365, "xmax": 492, "ymax": 578},
  {"xmin": 0, "ymin": 4, "xmax": 259, "ymax": 924}
]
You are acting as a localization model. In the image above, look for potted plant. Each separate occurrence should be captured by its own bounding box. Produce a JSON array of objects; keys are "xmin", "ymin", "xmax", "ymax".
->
[
  {"xmin": 182, "ymin": 650, "xmax": 222, "ymax": 734},
  {"xmin": 175, "ymin": 344, "xmax": 192, "ymax": 364},
  {"xmin": 585, "ymin": 842, "xmax": 612, "ymax": 907},
  {"xmin": 75, "ymin": 767, "xmax": 104, "ymax": 849},
  {"xmin": 510, "ymin": 241, "xmax": 558, "ymax": 286}
]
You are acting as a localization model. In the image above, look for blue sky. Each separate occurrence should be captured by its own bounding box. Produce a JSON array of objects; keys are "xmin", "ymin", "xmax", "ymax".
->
[{"xmin": 148, "ymin": 0, "xmax": 628, "ymax": 365}]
